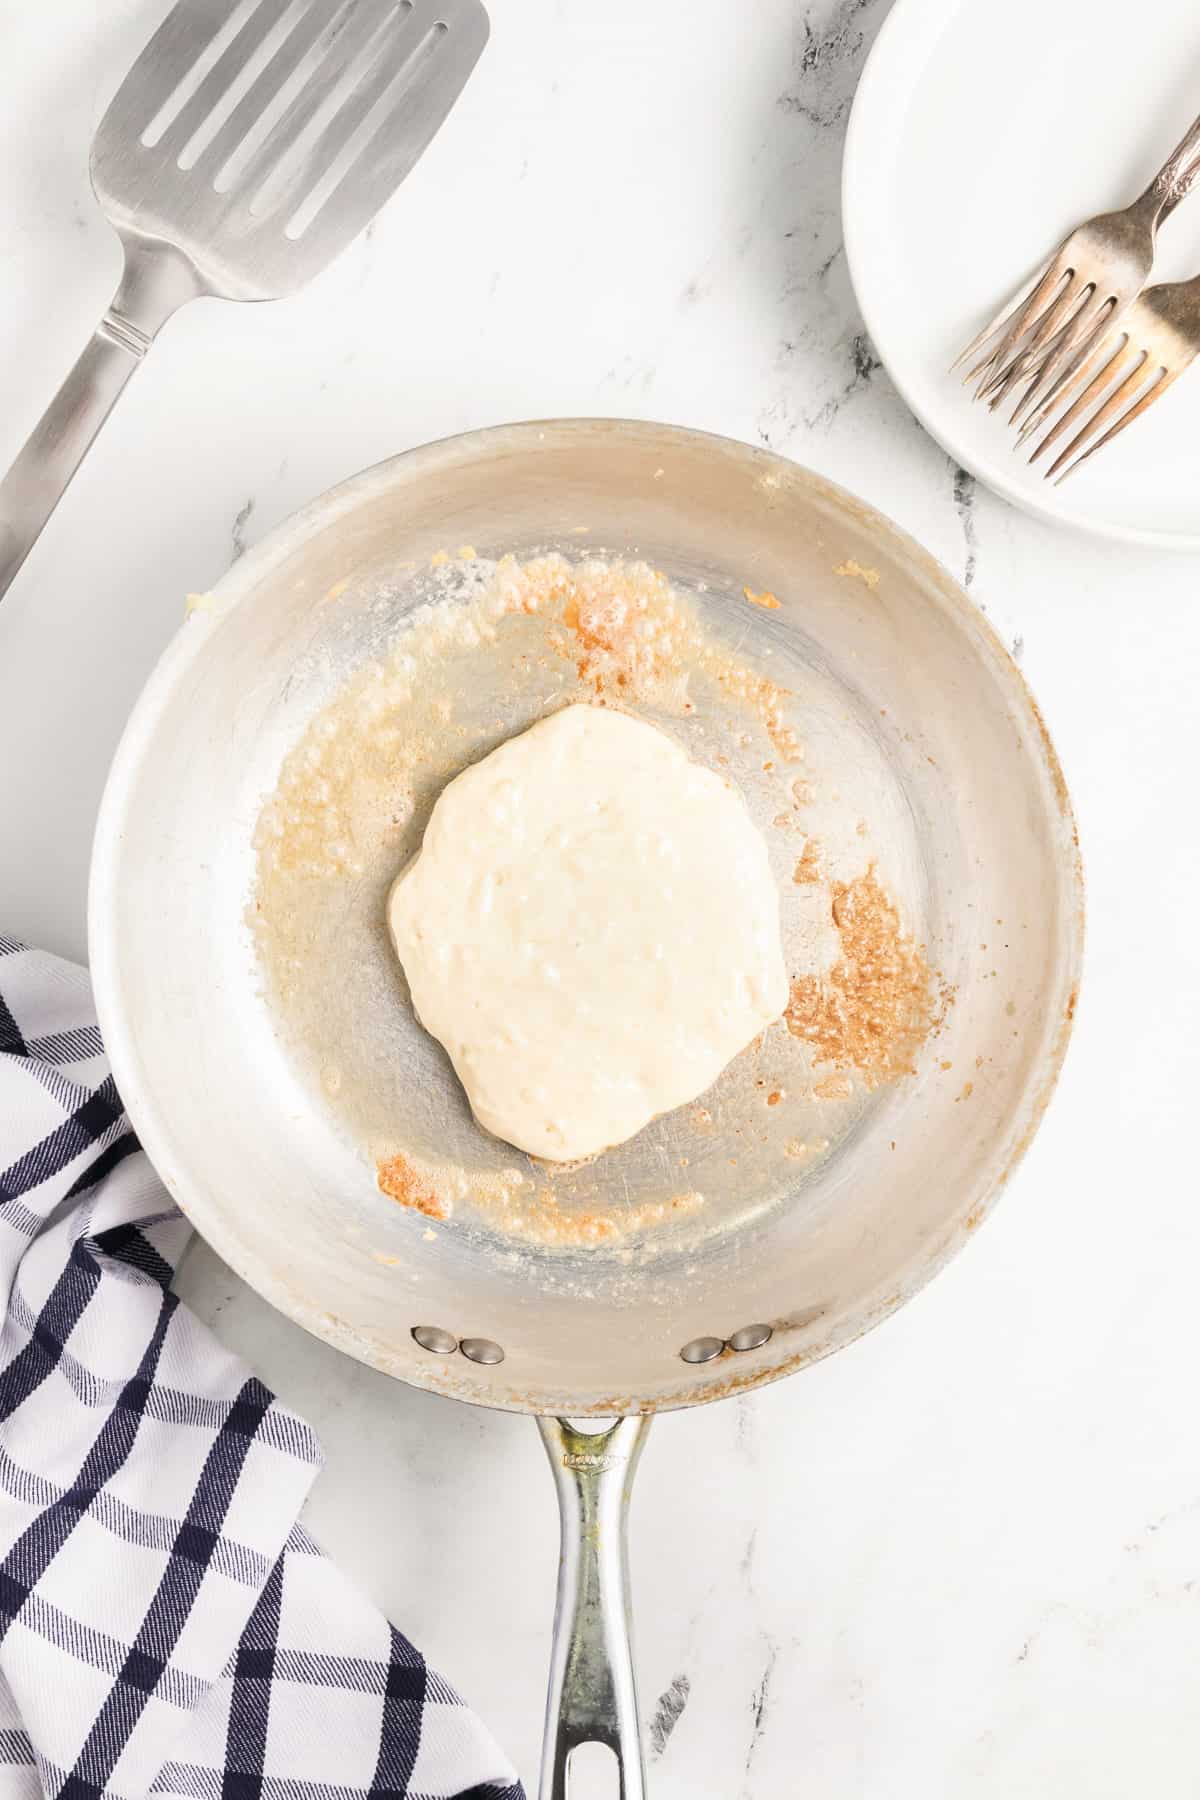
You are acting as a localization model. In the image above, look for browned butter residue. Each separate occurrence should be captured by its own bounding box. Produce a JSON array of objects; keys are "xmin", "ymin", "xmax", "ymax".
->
[
  {"xmin": 834, "ymin": 559, "xmax": 880, "ymax": 592},
  {"xmin": 554, "ymin": 564, "xmax": 691, "ymax": 708},
  {"xmin": 785, "ymin": 866, "xmax": 938, "ymax": 1084},
  {"xmin": 377, "ymin": 1153, "xmax": 446, "ymax": 1220},
  {"xmin": 793, "ymin": 839, "xmax": 822, "ymax": 884},
  {"xmin": 743, "ymin": 586, "xmax": 780, "ymax": 610}
]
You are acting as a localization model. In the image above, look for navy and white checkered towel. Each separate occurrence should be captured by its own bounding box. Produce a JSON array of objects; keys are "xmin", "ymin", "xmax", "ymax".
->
[{"xmin": 0, "ymin": 940, "xmax": 525, "ymax": 1800}]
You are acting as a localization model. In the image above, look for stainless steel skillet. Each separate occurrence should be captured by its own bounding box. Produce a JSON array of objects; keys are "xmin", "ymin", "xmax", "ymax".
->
[{"xmin": 88, "ymin": 420, "xmax": 1083, "ymax": 1797}]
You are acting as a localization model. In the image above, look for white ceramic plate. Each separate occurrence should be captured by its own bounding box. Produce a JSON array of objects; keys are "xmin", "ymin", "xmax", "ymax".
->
[{"xmin": 843, "ymin": 0, "xmax": 1200, "ymax": 549}]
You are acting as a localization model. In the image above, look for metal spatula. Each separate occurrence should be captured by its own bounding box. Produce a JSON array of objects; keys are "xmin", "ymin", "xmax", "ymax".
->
[{"xmin": 0, "ymin": 0, "xmax": 489, "ymax": 601}]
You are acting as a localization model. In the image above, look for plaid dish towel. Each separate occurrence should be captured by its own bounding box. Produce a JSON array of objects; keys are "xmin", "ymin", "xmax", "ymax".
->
[{"xmin": 0, "ymin": 939, "xmax": 524, "ymax": 1800}]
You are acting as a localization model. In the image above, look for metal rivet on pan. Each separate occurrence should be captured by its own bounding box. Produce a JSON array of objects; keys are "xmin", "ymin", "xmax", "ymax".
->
[
  {"xmin": 460, "ymin": 1337, "xmax": 505, "ymax": 1365},
  {"xmin": 412, "ymin": 1325, "xmax": 458, "ymax": 1355},
  {"xmin": 679, "ymin": 1335, "xmax": 725, "ymax": 1364},
  {"xmin": 728, "ymin": 1323, "xmax": 773, "ymax": 1352}
]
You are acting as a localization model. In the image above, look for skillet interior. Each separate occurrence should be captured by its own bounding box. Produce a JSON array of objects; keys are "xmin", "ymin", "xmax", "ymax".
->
[{"xmin": 89, "ymin": 420, "xmax": 1082, "ymax": 1414}]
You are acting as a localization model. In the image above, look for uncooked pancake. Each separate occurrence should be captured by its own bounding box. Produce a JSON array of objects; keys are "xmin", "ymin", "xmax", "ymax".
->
[{"xmin": 386, "ymin": 703, "xmax": 789, "ymax": 1160}]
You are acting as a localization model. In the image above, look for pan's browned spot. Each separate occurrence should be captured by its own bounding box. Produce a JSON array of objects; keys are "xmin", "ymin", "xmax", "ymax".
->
[
  {"xmin": 714, "ymin": 662, "xmax": 803, "ymax": 763},
  {"xmin": 784, "ymin": 866, "xmax": 938, "ymax": 1084},
  {"xmin": 529, "ymin": 558, "xmax": 805, "ymax": 757},
  {"xmin": 469, "ymin": 1183, "xmax": 704, "ymax": 1248},
  {"xmin": 377, "ymin": 1154, "xmax": 445, "ymax": 1220},
  {"xmin": 1066, "ymin": 988, "xmax": 1077, "ymax": 1021},
  {"xmin": 550, "ymin": 564, "xmax": 690, "ymax": 707},
  {"xmin": 766, "ymin": 1090, "xmax": 782, "ymax": 1106},
  {"xmin": 564, "ymin": 591, "xmax": 629, "ymax": 682},
  {"xmin": 834, "ymin": 559, "xmax": 880, "ymax": 592},
  {"xmin": 812, "ymin": 1072, "xmax": 853, "ymax": 1101},
  {"xmin": 792, "ymin": 839, "xmax": 822, "ymax": 884},
  {"xmin": 743, "ymin": 586, "xmax": 780, "ymax": 610}
]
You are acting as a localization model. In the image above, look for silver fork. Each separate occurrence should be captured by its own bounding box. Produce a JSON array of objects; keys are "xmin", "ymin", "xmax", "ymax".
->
[
  {"xmin": 953, "ymin": 108, "xmax": 1200, "ymax": 415},
  {"xmin": 0, "ymin": 0, "xmax": 489, "ymax": 602},
  {"xmin": 1013, "ymin": 274, "xmax": 1200, "ymax": 482}
]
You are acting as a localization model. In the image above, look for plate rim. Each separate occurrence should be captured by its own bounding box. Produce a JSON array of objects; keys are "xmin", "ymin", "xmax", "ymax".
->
[{"xmin": 841, "ymin": 0, "xmax": 1200, "ymax": 553}]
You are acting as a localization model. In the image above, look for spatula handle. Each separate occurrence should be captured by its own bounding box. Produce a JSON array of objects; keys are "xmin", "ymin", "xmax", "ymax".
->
[
  {"xmin": 0, "ymin": 239, "xmax": 198, "ymax": 603},
  {"xmin": 538, "ymin": 1415, "xmax": 650, "ymax": 1800}
]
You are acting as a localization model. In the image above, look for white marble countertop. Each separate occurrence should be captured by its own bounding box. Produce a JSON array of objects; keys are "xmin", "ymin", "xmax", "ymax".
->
[{"xmin": 4, "ymin": 1, "xmax": 1200, "ymax": 1793}]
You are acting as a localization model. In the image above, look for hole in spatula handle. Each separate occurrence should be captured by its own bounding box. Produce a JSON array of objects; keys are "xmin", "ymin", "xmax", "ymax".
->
[{"xmin": 567, "ymin": 1742, "xmax": 620, "ymax": 1799}]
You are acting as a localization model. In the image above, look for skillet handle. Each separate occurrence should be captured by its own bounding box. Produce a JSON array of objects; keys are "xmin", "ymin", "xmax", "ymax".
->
[{"xmin": 537, "ymin": 1415, "xmax": 651, "ymax": 1799}]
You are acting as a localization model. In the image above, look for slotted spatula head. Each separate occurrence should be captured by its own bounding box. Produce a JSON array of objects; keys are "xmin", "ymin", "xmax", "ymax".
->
[{"xmin": 91, "ymin": 0, "xmax": 489, "ymax": 301}]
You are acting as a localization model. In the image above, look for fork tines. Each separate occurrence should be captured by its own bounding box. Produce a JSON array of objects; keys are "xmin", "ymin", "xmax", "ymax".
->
[
  {"xmin": 1016, "ymin": 283, "xmax": 1195, "ymax": 482},
  {"xmin": 954, "ymin": 242, "xmax": 1122, "ymax": 404}
]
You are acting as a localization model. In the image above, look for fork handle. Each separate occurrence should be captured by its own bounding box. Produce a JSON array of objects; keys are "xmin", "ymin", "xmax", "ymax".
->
[
  {"xmin": 1142, "ymin": 111, "xmax": 1200, "ymax": 223},
  {"xmin": 0, "ymin": 240, "xmax": 200, "ymax": 603}
]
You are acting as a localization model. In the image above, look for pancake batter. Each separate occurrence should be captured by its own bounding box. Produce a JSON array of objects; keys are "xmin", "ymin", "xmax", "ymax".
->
[{"xmin": 387, "ymin": 703, "xmax": 789, "ymax": 1160}]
